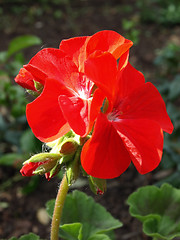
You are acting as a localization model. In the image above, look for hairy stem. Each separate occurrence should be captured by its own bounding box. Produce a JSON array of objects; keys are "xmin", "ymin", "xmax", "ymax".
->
[{"xmin": 50, "ymin": 174, "xmax": 69, "ymax": 240}]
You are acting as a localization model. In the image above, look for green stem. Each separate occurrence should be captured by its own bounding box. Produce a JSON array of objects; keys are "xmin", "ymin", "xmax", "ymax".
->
[{"xmin": 50, "ymin": 174, "xmax": 69, "ymax": 240}]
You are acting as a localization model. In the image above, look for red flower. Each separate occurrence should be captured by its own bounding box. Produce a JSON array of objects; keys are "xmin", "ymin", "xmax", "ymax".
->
[
  {"xmin": 59, "ymin": 30, "xmax": 133, "ymax": 72},
  {"xmin": 15, "ymin": 31, "xmax": 132, "ymax": 143},
  {"xmin": 20, "ymin": 161, "xmax": 45, "ymax": 176},
  {"xmin": 15, "ymin": 68, "xmax": 37, "ymax": 91},
  {"xmin": 81, "ymin": 52, "xmax": 174, "ymax": 179}
]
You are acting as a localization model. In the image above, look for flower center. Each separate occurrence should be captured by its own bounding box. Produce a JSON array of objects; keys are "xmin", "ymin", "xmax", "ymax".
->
[
  {"xmin": 77, "ymin": 74, "xmax": 94, "ymax": 100},
  {"xmin": 107, "ymin": 109, "xmax": 123, "ymax": 122}
]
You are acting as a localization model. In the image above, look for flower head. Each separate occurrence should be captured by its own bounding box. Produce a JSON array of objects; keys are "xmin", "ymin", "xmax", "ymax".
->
[
  {"xmin": 15, "ymin": 31, "xmax": 132, "ymax": 143},
  {"xmin": 81, "ymin": 52, "xmax": 174, "ymax": 179}
]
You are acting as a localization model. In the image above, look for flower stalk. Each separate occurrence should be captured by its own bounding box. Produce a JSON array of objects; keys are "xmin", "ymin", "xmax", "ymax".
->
[{"xmin": 50, "ymin": 174, "xmax": 69, "ymax": 240}]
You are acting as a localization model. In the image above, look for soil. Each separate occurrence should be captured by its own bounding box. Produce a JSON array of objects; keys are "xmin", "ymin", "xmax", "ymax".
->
[{"xmin": 1, "ymin": 0, "xmax": 180, "ymax": 239}]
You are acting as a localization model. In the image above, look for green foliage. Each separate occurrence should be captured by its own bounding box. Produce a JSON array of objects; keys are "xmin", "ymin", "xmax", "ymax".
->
[
  {"xmin": 122, "ymin": 19, "xmax": 140, "ymax": 45},
  {"xmin": 127, "ymin": 184, "xmax": 180, "ymax": 240},
  {"xmin": 21, "ymin": 176, "xmax": 40, "ymax": 195},
  {"xmin": 0, "ymin": 35, "xmax": 42, "ymax": 172},
  {"xmin": 0, "ymin": 34, "xmax": 42, "ymax": 76},
  {"xmin": 0, "ymin": 153, "xmax": 27, "ymax": 167},
  {"xmin": 8, "ymin": 233, "xmax": 40, "ymax": 240},
  {"xmin": 154, "ymin": 43, "xmax": 180, "ymax": 77},
  {"xmin": 46, "ymin": 190, "xmax": 122, "ymax": 240},
  {"xmin": 152, "ymin": 41, "xmax": 180, "ymax": 187},
  {"xmin": 137, "ymin": 0, "xmax": 180, "ymax": 25},
  {"xmin": 7, "ymin": 35, "xmax": 42, "ymax": 59}
]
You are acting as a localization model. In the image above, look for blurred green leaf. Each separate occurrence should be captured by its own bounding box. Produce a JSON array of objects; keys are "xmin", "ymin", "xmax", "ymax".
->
[
  {"xmin": 19, "ymin": 233, "xmax": 40, "ymax": 240},
  {"xmin": 127, "ymin": 183, "xmax": 180, "ymax": 239},
  {"xmin": 8, "ymin": 233, "xmax": 40, "ymax": 240},
  {"xmin": 88, "ymin": 234, "xmax": 111, "ymax": 240},
  {"xmin": 168, "ymin": 75, "xmax": 180, "ymax": 100},
  {"xmin": 20, "ymin": 129, "xmax": 42, "ymax": 153},
  {"xmin": 5, "ymin": 130, "xmax": 22, "ymax": 145},
  {"xmin": 0, "ymin": 51, "xmax": 8, "ymax": 63},
  {"xmin": 0, "ymin": 153, "xmax": 26, "ymax": 167},
  {"xmin": 46, "ymin": 190, "xmax": 122, "ymax": 240},
  {"xmin": 0, "ymin": 201, "xmax": 9, "ymax": 209},
  {"xmin": 0, "ymin": 115, "xmax": 8, "ymax": 132},
  {"xmin": 21, "ymin": 176, "xmax": 40, "ymax": 195},
  {"xmin": 7, "ymin": 35, "xmax": 42, "ymax": 58}
]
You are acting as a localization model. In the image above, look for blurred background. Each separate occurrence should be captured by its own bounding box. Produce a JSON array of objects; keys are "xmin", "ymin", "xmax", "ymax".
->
[{"xmin": 0, "ymin": 0, "xmax": 180, "ymax": 239}]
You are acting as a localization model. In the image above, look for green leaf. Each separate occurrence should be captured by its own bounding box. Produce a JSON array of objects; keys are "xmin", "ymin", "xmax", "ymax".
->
[
  {"xmin": 20, "ymin": 129, "xmax": 42, "ymax": 153},
  {"xmin": 127, "ymin": 183, "xmax": 180, "ymax": 239},
  {"xmin": 0, "ymin": 153, "xmax": 26, "ymax": 167},
  {"xmin": 168, "ymin": 75, "xmax": 180, "ymax": 100},
  {"xmin": 88, "ymin": 234, "xmax": 111, "ymax": 240},
  {"xmin": 8, "ymin": 233, "xmax": 40, "ymax": 240},
  {"xmin": 0, "ymin": 51, "xmax": 8, "ymax": 63},
  {"xmin": 7, "ymin": 35, "xmax": 42, "ymax": 58},
  {"xmin": 19, "ymin": 233, "xmax": 40, "ymax": 240},
  {"xmin": 60, "ymin": 223, "xmax": 83, "ymax": 240},
  {"xmin": 46, "ymin": 190, "xmax": 122, "ymax": 240}
]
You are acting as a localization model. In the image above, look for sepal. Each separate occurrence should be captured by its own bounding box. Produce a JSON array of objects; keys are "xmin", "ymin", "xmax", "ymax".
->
[
  {"xmin": 45, "ymin": 162, "xmax": 61, "ymax": 180},
  {"xmin": 24, "ymin": 152, "xmax": 61, "ymax": 164},
  {"xmin": 20, "ymin": 153, "xmax": 61, "ymax": 178},
  {"xmin": 66, "ymin": 149, "xmax": 81, "ymax": 186},
  {"xmin": 60, "ymin": 138, "xmax": 79, "ymax": 155},
  {"xmin": 34, "ymin": 80, "xmax": 44, "ymax": 93},
  {"xmin": 33, "ymin": 160, "xmax": 58, "ymax": 175},
  {"xmin": 88, "ymin": 176, "xmax": 107, "ymax": 195}
]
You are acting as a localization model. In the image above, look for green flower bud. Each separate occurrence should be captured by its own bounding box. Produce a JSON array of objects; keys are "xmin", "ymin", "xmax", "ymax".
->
[
  {"xmin": 33, "ymin": 160, "xmax": 57, "ymax": 175},
  {"xmin": 66, "ymin": 149, "xmax": 81, "ymax": 186},
  {"xmin": 45, "ymin": 161, "xmax": 61, "ymax": 180},
  {"xmin": 60, "ymin": 139, "xmax": 79, "ymax": 155},
  {"xmin": 79, "ymin": 135, "xmax": 90, "ymax": 146},
  {"xmin": 34, "ymin": 81, "xmax": 43, "ymax": 92},
  {"xmin": 24, "ymin": 153, "xmax": 61, "ymax": 164},
  {"xmin": 88, "ymin": 176, "xmax": 107, "ymax": 195}
]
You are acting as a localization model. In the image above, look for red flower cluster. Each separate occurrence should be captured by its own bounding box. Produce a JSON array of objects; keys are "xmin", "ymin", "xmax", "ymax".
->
[{"xmin": 15, "ymin": 30, "xmax": 173, "ymax": 179}]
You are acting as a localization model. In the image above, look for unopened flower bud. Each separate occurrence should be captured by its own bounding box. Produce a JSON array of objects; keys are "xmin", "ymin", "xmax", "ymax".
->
[
  {"xmin": 45, "ymin": 163, "xmax": 61, "ymax": 181},
  {"xmin": 33, "ymin": 160, "xmax": 57, "ymax": 175},
  {"xmin": 20, "ymin": 153, "xmax": 61, "ymax": 178},
  {"xmin": 25, "ymin": 153, "xmax": 61, "ymax": 163},
  {"xmin": 60, "ymin": 139, "xmax": 79, "ymax": 155},
  {"xmin": 79, "ymin": 135, "xmax": 90, "ymax": 146},
  {"xmin": 34, "ymin": 80, "xmax": 44, "ymax": 93},
  {"xmin": 26, "ymin": 81, "xmax": 44, "ymax": 97},
  {"xmin": 88, "ymin": 176, "xmax": 106, "ymax": 195},
  {"xmin": 66, "ymin": 149, "xmax": 80, "ymax": 186}
]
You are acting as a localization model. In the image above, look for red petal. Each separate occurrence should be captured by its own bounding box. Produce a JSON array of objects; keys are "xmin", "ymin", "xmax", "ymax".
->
[
  {"xmin": 118, "ymin": 50, "xmax": 130, "ymax": 71},
  {"xmin": 26, "ymin": 78, "xmax": 72, "ymax": 142},
  {"xmin": 86, "ymin": 30, "xmax": 133, "ymax": 59},
  {"xmin": 117, "ymin": 62, "xmax": 145, "ymax": 99},
  {"xmin": 81, "ymin": 113, "xmax": 131, "ymax": 179},
  {"xmin": 59, "ymin": 95, "xmax": 91, "ymax": 136},
  {"xmin": 20, "ymin": 162, "xmax": 44, "ymax": 176},
  {"xmin": 87, "ymin": 88, "xmax": 106, "ymax": 134},
  {"xmin": 85, "ymin": 51, "xmax": 118, "ymax": 103},
  {"xmin": 113, "ymin": 119, "xmax": 164, "ymax": 174},
  {"xmin": 59, "ymin": 88, "xmax": 105, "ymax": 137},
  {"xmin": 25, "ymin": 48, "xmax": 78, "ymax": 86},
  {"xmin": 118, "ymin": 82, "xmax": 174, "ymax": 133},
  {"xmin": 59, "ymin": 36, "xmax": 90, "ymax": 72},
  {"xmin": 15, "ymin": 68, "xmax": 36, "ymax": 91},
  {"xmin": 24, "ymin": 64, "xmax": 46, "ymax": 85}
]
